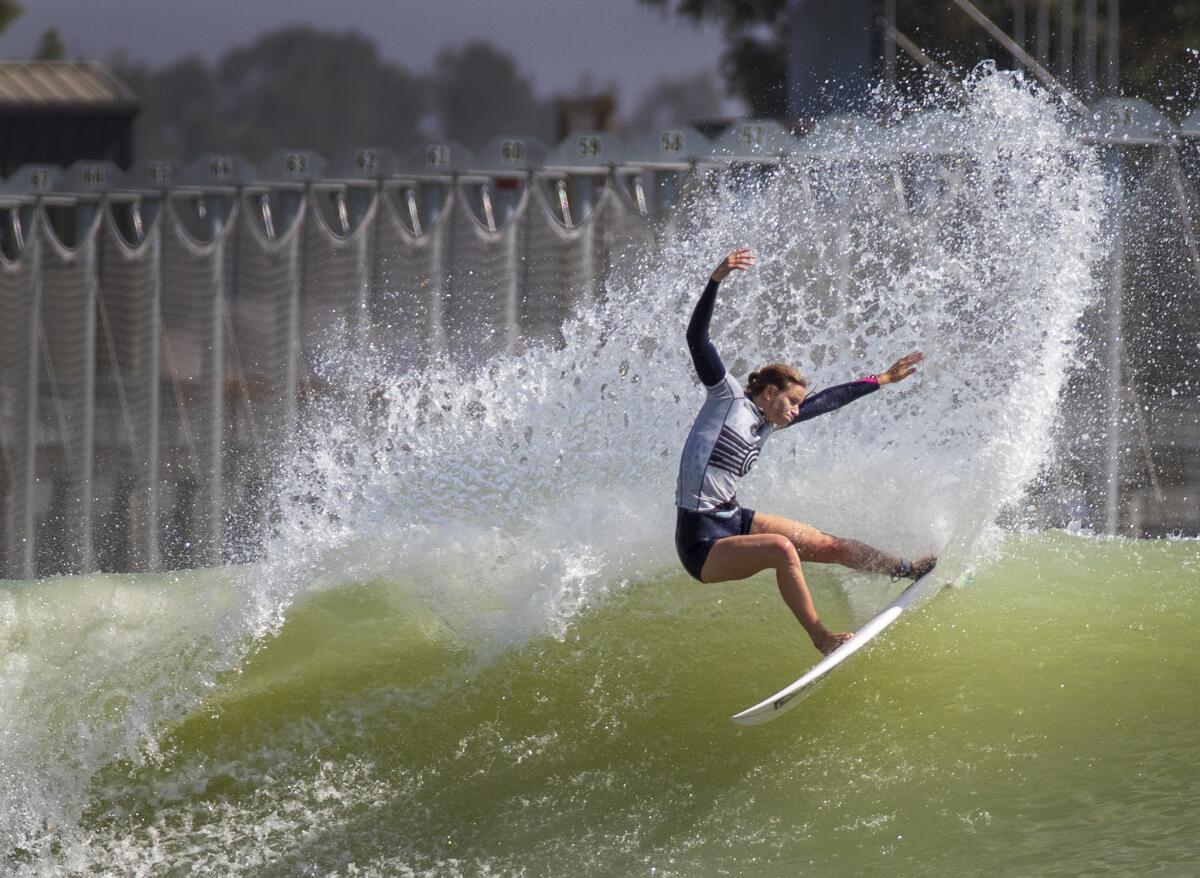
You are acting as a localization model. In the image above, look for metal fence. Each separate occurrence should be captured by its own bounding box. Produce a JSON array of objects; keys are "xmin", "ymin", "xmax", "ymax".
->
[{"xmin": 0, "ymin": 105, "xmax": 1197, "ymax": 577}]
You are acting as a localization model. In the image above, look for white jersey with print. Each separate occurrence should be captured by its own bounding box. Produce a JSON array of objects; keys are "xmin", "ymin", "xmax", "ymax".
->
[{"xmin": 675, "ymin": 371, "xmax": 775, "ymax": 513}]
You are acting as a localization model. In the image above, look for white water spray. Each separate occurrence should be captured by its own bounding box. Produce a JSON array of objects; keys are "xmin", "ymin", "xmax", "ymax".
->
[
  {"xmin": 262, "ymin": 72, "xmax": 1107, "ymax": 635},
  {"xmin": 0, "ymin": 73, "xmax": 1109, "ymax": 870}
]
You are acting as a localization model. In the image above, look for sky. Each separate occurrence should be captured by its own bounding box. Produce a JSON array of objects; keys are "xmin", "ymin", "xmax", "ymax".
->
[{"xmin": 3, "ymin": 0, "xmax": 741, "ymax": 112}]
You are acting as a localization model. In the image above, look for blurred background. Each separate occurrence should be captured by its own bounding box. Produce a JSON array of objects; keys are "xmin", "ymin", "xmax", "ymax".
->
[
  {"xmin": 2, "ymin": 1, "xmax": 1199, "ymax": 164},
  {"xmin": 1, "ymin": 0, "xmax": 741, "ymax": 162}
]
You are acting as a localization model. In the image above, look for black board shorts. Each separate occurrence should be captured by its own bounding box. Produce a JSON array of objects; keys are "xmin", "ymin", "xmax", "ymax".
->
[{"xmin": 674, "ymin": 505, "xmax": 756, "ymax": 582}]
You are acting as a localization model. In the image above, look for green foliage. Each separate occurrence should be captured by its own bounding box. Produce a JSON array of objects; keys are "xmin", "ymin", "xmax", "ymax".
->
[
  {"xmin": 434, "ymin": 42, "xmax": 555, "ymax": 148},
  {"xmin": 115, "ymin": 26, "xmax": 565, "ymax": 163},
  {"xmin": 116, "ymin": 27, "xmax": 431, "ymax": 162},
  {"xmin": 0, "ymin": 0, "xmax": 22, "ymax": 37},
  {"xmin": 34, "ymin": 27, "xmax": 65, "ymax": 61},
  {"xmin": 638, "ymin": 0, "xmax": 789, "ymax": 116},
  {"xmin": 217, "ymin": 27, "xmax": 428, "ymax": 160},
  {"xmin": 115, "ymin": 54, "xmax": 228, "ymax": 161}
]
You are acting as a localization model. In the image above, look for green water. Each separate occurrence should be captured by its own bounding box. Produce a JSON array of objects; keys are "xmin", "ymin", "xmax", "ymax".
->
[{"xmin": 57, "ymin": 532, "xmax": 1196, "ymax": 876}]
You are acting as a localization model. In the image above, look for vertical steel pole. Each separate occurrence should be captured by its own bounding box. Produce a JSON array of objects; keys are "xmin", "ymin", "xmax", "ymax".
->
[
  {"xmin": 884, "ymin": 0, "xmax": 897, "ymax": 93},
  {"xmin": 362, "ymin": 183, "xmax": 381, "ymax": 368},
  {"xmin": 284, "ymin": 190, "xmax": 303, "ymax": 436},
  {"xmin": 146, "ymin": 225, "xmax": 162, "ymax": 570},
  {"xmin": 18, "ymin": 218, "xmax": 42, "ymax": 579},
  {"xmin": 355, "ymin": 196, "xmax": 371, "ymax": 357},
  {"xmin": 1060, "ymin": 0, "xmax": 1074, "ymax": 85},
  {"xmin": 1106, "ymin": 0, "xmax": 1120, "ymax": 93},
  {"xmin": 505, "ymin": 218, "xmax": 520, "ymax": 354},
  {"xmin": 1083, "ymin": 0, "xmax": 1098, "ymax": 99},
  {"xmin": 580, "ymin": 177, "xmax": 596, "ymax": 304},
  {"xmin": 209, "ymin": 234, "xmax": 225, "ymax": 564},
  {"xmin": 1036, "ymin": 0, "xmax": 1051, "ymax": 67},
  {"xmin": 429, "ymin": 189, "xmax": 447, "ymax": 355},
  {"xmin": 1105, "ymin": 150, "xmax": 1124, "ymax": 535},
  {"xmin": 1013, "ymin": 1, "xmax": 1027, "ymax": 70},
  {"xmin": 345, "ymin": 190, "xmax": 372, "ymax": 432},
  {"xmin": 79, "ymin": 223, "xmax": 97, "ymax": 572}
]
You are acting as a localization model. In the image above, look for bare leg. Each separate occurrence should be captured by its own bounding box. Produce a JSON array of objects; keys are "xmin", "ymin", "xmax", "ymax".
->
[
  {"xmin": 699, "ymin": 533, "xmax": 852, "ymax": 655},
  {"xmin": 751, "ymin": 512, "xmax": 934, "ymax": 577}
]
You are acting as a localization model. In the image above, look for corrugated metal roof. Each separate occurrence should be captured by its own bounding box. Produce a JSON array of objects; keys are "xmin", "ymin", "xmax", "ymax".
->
[{"xmin": 0, "ymin": 61, "xmax": 137, "ymax": 109}]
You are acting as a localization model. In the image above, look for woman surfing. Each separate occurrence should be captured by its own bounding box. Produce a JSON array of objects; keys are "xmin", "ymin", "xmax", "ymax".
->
[{"xmin": 675, "ymin": 248, "xmax": 935, "ymax": 655}]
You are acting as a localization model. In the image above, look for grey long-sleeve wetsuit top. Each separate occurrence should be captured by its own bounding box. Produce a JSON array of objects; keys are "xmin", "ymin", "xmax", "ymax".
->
[{"xmin": 674, "ymin": 278, "xmax": 880, "ymax": 514}]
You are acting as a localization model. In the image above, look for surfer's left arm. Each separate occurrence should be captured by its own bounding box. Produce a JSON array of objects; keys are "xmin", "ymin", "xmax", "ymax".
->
[{"xmin": 786, "ymin": 351, "xmax": 923, "ymax": 427}]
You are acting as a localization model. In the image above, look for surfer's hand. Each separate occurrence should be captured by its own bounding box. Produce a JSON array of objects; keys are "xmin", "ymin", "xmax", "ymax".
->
[
  {"xmin": 711, "ymin": 248, "xmax": 755, "ymax": 282},
  {"xmin": 878, "ymin": 351, "xmax": 923, "ymax": 385}
]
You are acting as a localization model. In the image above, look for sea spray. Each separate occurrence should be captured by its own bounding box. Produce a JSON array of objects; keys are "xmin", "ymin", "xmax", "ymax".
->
[
  {"xmin": 260, "ymin": 70, "xmax": 1107, "ymax": 629},
  {"xmin": 0, "ymin": 72, "xmax": 1110, "ymax": 871}
]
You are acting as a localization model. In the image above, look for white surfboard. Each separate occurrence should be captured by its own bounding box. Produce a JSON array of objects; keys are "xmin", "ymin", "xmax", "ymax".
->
[{"xmin": 731, "ymin": 568, "xmax": 945, "ymax": 726}]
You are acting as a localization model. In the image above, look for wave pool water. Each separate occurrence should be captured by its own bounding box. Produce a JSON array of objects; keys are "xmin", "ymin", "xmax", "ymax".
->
[
  {"xmin": 4, "ymin": 74, "xmax": 1196, "ymax": 875},
  {"xmin": 3, "ymin": 534, "xmax": 1198, "ymax": 876}
]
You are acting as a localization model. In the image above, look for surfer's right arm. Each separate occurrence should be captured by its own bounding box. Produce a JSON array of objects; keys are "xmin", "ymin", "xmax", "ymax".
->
[{"xmin": 687, "ymin": 248, "xmax": 755, "ymax": 386}]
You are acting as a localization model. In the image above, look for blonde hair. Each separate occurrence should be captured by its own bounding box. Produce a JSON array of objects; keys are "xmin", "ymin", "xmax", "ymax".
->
[{"xmin": 745, "ymin": 363, "xmax": 808, "ymax": 398}]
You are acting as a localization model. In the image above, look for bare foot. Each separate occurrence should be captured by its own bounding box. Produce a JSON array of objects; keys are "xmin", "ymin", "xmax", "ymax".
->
[{"xmin": 814, "ymin": 630, "xmax": 853, "ymax": 655}]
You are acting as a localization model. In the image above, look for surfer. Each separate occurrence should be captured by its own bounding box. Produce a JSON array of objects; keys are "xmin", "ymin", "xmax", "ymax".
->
[{"xmin": 675, "ymin": 247, "xmax": 936, "ymax": 655}]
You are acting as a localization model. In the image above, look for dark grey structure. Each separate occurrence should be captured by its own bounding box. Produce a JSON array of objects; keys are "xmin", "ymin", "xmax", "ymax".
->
[
  {"xmin": 787, "ymin": 0, "xmax": 876, "ymax": 119},
  {"xmin": 0, "ymin": 62, "xmax": 138, "ymax": 176}
]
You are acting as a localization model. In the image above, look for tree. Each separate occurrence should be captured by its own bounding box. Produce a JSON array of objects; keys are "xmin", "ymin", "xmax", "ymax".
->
[
  {"xmin": 115, "ymin": 28, "xmax": 563, "ymax": 163},
  {"xmin": 634, "ymin": 0, "xmax": 794, "ymax": 116},
  {"xmin": 433, "ymin": 41, "xmax": 554, "ymax": 148},
  {"xmin": 621, "ymin": 70, "xmax": 727, "ymax": 134},
  {"xmin": 115, "ymin": 26, "xmax": 429, "ymax": 163},
  {"xmin": 216, "ymin": 26, "xmax": 428, "ymax": 161},
  {"xmin": 34, "ymin": 27, "xmax": 64, "ymax": 61},
  {"xmin": 635, "ymin": 0, "xmax": 787, "ymax": 117},
  {"xmin": 0, "ymin": 0, "xmax": 21, "ymax": 37},
  {"xmin": 114, "ymin": 54, "xmax": 223, "ymax": 160}
]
